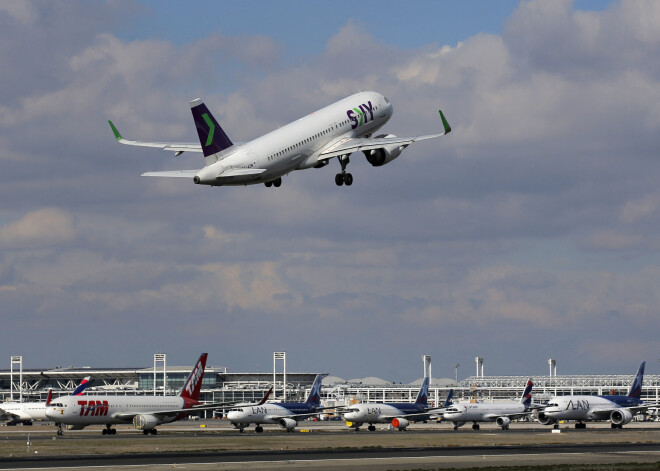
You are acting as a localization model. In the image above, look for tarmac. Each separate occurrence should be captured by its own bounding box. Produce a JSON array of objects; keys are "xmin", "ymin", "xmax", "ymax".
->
[{"xmin": 1, "ymin": 419, "xmax": 659, "ymax": 470}]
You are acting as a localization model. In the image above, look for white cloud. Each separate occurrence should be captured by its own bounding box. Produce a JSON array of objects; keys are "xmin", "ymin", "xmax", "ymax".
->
[{"xmin": 0, "ymin": 208, "xmax": 75, "ymax": 248}]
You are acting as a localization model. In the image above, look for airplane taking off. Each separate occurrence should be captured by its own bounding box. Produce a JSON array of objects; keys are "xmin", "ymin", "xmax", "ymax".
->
[
  {"xmin": 0, "ymin": 377, "xmax": 90, "ymax": 426},
  {"xmin": 441, "ymin": 379, "xmax": 534, "ymax": 431},
  {"xmin": 226, "ymin": 374, "xmax": 329, "ymax": 432},
  {"xmin": 538, "ymin": 362, "xmax": 650, "ymax": 429},
  {"xmin": 342, "ymin": 378, "xmax": 453, "ymax": 431},
  {"xmin": 109, "ymin": 91, "xmax": 451, "ymax": 187},
  {"xmin": 45, "ymin": 353, "xmax": 228, "ymax": 436}
]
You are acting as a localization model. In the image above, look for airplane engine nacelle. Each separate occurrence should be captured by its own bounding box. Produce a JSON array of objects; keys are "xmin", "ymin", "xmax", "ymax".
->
[
  {"xmin": 391, "ymin": 418, "xmax": 409, "ymax": 430},
  {"xmin": 65, "ymin": 424, "xmax": 86, "ymax": 430},
  {"xmin": 610, "ymin": 409, "xmax": 633, "ymax": 426},
  {"xmin": 133, "ymin": 414, "xmax": 159, "ymax": 431},
  {"xmin": 496, "ymin": 417, "xmax": 511, "ymax": 428},
  {"xmin": 363, "ymin": 134, "xmax": 404, "ymax": 167},
  {"xmin": 536, "ymin": 412, "xmax": 556, "ymax": 426},
  {"xmin": 278, "ymin": 417, "xmax": 298, "ymax": 430}
]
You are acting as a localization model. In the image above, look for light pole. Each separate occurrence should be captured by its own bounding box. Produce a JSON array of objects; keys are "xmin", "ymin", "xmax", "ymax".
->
[{"xmin": 454, "ymin": 363, "xmax": 460, "ymax": 384}]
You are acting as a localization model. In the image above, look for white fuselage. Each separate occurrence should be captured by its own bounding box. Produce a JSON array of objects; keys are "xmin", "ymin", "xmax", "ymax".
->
[
  {"xmin": 226, "ymin": 403, "xmax": 300, "ymax": 425},
  {"xmin": 343, "ymin": 403, "xmax": 421, "ymax": 424},
  {"xmin": 45, "ymin": 395, "xmax": 186, "ymax": 426},
  {"xmin": 541, "ymin": 395, "xmax": 635, "ymax": 421},
  {"xmin": 196, "ymin": 91, "xmax": 393, "ymax": 185},
  {"xmin": 0, "ymin": 401, "xmax": 49, "ymax": 422},
  {"xmin": 443, "ymin": 401, "xmax": 526, "ymax": 423}
]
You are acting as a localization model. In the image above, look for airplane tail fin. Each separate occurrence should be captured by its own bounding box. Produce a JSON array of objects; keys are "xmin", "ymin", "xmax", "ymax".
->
[
  {"xmin": 45, "ymin": 389, "xmax": 53, "ymax": 407},
  {"xmin": 415, "ymin": 376, "xmax": 430, "ymax": 406},
  {"xmin": 628, "ymin": 361, "xmax": 645, "ymax": 398},
  {"xmin": 305, "ymin": 374, "xmax": 324, "ymax": 406},
  {"xmin": 258, "ymin": 387, "xmax": 273, "ymax": 405},
  {"xmin": 442, "ymin": 389, "xmax": 454, "ymax": 408},
  {"xmin": 520, "ymin": 378, "xmax": 533, "ymax": 406},
  {"xmin": 72, "ymin": 376, "xmax": 91, "ymax": 396},
  {"xmin": 179, "ymin": 353, "xmax": 208, "ymax": 401},
  {"xmin": 189, "ymin": 99, "xmax": 233, "ymax": 158}
]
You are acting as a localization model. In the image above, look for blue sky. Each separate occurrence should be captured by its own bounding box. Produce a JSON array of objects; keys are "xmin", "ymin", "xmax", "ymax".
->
[{"xmin": 3, "ymin": 0, "xmax": 660, "ymax": 382}]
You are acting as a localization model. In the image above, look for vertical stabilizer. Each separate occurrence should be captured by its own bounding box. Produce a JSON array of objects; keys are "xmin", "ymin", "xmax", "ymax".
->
[
  {"xmin": 73, "ymin": 376, "xmax": 91, "ymax": 396},
  {"xmin": 189, "ymin": 99, "xmax": 233, "ymax": 158},
  {"xmin": 442, "ymin": 389, "xmax": 454, "ymax": 408},
  {"xmin": 45, "ymin": 389, "xmax": 53, "ymax": 407},
  {"xmin": 179, "ymin": 353, "xmax": 208, "ymax": 401},
  {"xmin": 628, "ymin": 361, "xmax": 645, "ymax": 399},
  {"xmin": 520, "ymin": 379, "xmax": 533, "ymax": 406},
  {"xmin": 415, "ymin": 376, "xmax": 430, "ymax": 405},
  {"xmin": 305, "ymin": 374, "xmax": 324, "ymax": 406}
]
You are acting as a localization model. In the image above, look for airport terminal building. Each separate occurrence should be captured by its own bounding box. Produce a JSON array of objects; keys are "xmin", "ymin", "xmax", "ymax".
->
[{"xmin": 2, "ymin": 361, "xmax": 659, "ymax": 416}]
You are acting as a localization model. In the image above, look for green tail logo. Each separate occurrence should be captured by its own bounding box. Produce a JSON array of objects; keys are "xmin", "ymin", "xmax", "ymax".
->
[{"xmin": 202, "ymin": 113, "xmax": 215, "ymax": 146}]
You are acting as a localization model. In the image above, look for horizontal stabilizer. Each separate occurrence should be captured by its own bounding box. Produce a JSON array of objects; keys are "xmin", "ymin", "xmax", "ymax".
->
[{"xmin": 141, "ymin": 170, "xmax": 199, "ymax": 178}]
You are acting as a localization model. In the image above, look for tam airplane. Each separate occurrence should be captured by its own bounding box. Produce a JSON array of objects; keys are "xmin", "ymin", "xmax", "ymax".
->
[
  {"xmin": 0, "ymin": 376, "xmax": 90, "ymax": 426},
  {"xmin": 45, "ymin": 353, "xmax": 228, "ymax": 436},
  {"xmin": 538, "ymin": 362, "xmax": 651, "ymax": 429},
  {"xmin": 108, "ymin": 91, "xmax": 451, "ymax": 187},
  {"xmin": 441, "ymin": 379, "xmax": 534, "ymax": 431},
  {"xmin": 226, "ymin": 374, "xmax": 329, "ymax": 432},
  {"xmin": 342, "ymin": 377, "xmax": 453, "ymax": 431}
]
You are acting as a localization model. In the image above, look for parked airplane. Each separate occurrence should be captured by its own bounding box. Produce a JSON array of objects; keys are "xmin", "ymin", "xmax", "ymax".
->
[
  {"xmin": 441, "ymin": 379, "xmax": 534, "ymax": 431},
  {"xmin": 538, "ymin": 362, "xmax": 649, "ymax": 429},
  {"xmin": 0, "ymin": 376, "xmax": 90, "ymax": 426},
  {"xmin": 342, "ymin": 377, "xmax": 453, "ymax": 431},
  {"xmin": 109, "ymin": 91, "xmax": 451, "ymax": 188},
  {"xmin": 45, "ymin": 353, "xmax": 227, "ymax": 435},
  {"xmin": 226, "ymin": 374, "xmax": 329, "ymax": 432}
]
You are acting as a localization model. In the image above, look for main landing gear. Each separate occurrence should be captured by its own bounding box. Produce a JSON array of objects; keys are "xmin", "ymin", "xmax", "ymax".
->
[
  {"xmin": 255, "ymin": 426, "xmax": 264, "ymax": 433},
  {"xmin": 335, "ymin": 155, "xmax": 353, "ymax": 186},
  {"xmin": 368, "ymin": 425, "xmax": 376, "ymax": 432},
  {"xmin": 143, "ymin": 429, "xmax": 157, "ymax": 435},
  {"xmin": 471, "ymin": 423, "xmax": 480, "ymax": 431},
  {"xmin": 264, "ymin": 177, "xmax": 282, "ymax": 188},
  {"xmin": 102, "ymin": 424, "xmax": 117, "ymax": 435}
]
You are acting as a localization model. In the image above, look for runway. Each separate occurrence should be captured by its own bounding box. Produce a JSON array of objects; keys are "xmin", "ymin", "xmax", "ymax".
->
[
  {"xmin": 1, "ymin": 421, "xmax": 659, "ymax": 470},
  {"xmin": 1, "ymin": 443, "xmax": 660, "ymax": 470}
]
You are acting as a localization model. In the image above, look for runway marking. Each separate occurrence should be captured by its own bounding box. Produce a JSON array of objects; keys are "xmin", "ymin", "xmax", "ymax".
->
[{"xmin": 5, "ymin": 451, "xmax": 660, "ymax": 470}]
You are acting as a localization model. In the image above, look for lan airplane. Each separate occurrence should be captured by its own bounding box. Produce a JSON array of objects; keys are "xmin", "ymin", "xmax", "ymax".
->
[
  {"xmin": 45, "ymin": 353, "xmax": 231, "ymax": 436},
  {"xmin": 0, "ymin": 377, "xmax": 90, "ymax": 426},
  {"xmin": 441, "ymin": 379, "xmax": 534, "ymax": 431},
  {"xmin": 538, "ymin": 362, "xmax": 650, "ymax": 429},
  {"xmin": 226, "ymin": 374, "xmax": 329, "ymax": 432},
  {"xmin": 109, "ymin": 91, "xmax": 451, "ymax": 187},
  {"xmin": 342, "ymin": 377, "xmax": 453, "ymax": 431}
]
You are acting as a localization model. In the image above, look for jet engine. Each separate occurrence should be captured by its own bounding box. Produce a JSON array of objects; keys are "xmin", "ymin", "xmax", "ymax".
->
[
  {"xmin": 133, "ymin": 414, "xmax": 159, "ymax": 431},
  {"xmin": 610, "ymin": 409, "xmax": 633, "ymax": 426},
  {"xmin": 495, "ymin": 417, "xmax": 511, "ymax": 429},
  {"xmin": 278, "ymin": 417, "xmax": 298, "ymax": 431},
  {"xmin": 363, "ymin": 134, "xmax": 405, "ymax": 167},
  {"xmin": 391, "ymin": 418, "xmax": 409, "ymax": 430},
  {"xmin": 536, "ymin": 412, "xmax": 556, "ymax": 426}
]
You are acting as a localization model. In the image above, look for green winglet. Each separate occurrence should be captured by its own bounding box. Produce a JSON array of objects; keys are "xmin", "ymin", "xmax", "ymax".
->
[
  {"xmin": 438, "ymin": 110, "xmax": 451, "ymax": 134},
  {"xmin": 108, "ymin": 120, "xmax": 123, "ymax": 141}
]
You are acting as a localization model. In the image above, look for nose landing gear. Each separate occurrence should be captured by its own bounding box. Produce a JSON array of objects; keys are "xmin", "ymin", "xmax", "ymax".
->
[{"xmin": 335, "ymin": 155, "xmax": 353, "ymax": 186}]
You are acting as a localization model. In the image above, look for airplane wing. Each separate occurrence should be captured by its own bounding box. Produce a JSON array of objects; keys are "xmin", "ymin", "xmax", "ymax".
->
[
  {"xmin": 141, "ymin": 170, "xmax": 199, "ymax": 178},
  {"xmin": 108, "ymin": 121, "xmax": 202, "ymax": 155},
  {"xmin": 588, "ymin": 404, "xmax": 656, "ymax": 420},
  {"xmin": 0, "ymin": 408, "xmax": 19, "ymax": 421},
  {"xmin": 111, "ymin": 401, "xmax": 242, "ymax": 422},
  {"xmin": 318, "ymin": 110, "xmax": 451, "ymax": 161}
]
